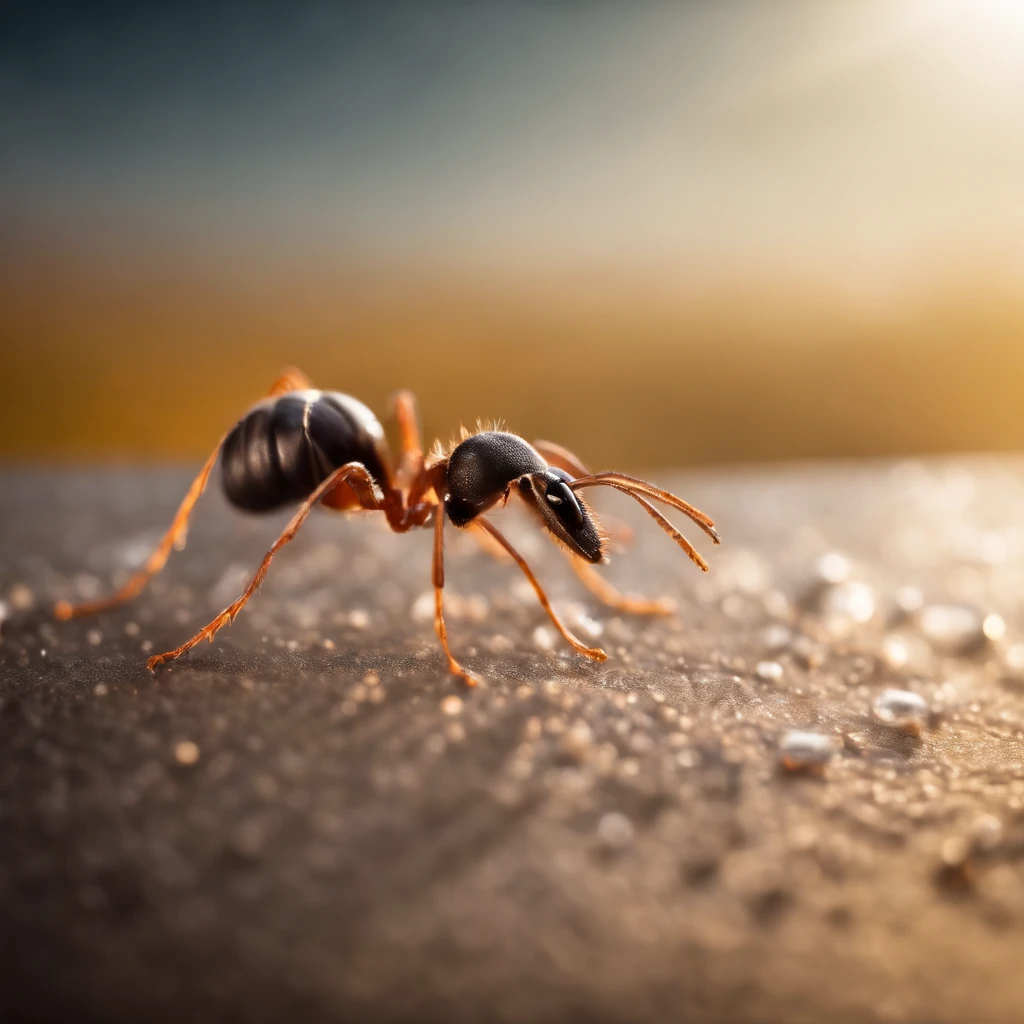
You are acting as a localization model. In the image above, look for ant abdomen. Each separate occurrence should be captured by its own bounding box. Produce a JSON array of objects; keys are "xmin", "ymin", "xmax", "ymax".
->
[{"xmin": 221, "ymin": 390, "xmax": 388, "ymax": 513}]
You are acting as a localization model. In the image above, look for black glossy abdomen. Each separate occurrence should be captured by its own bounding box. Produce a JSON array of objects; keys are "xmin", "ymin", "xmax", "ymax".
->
[{"xmin": 221, "ymin": 391, "xmax": 388, "ymax": 512}]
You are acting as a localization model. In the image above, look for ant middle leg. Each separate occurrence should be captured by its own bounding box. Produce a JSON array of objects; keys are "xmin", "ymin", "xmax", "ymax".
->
[
  {"xmin": 54, "ymin": 367, "xmax": 318, "ymax": 622},
  {"xmin": 268, "ymin": 366, "xmax": 314, "ymax": 396},
  {"xmin": 391, "ymin": 389, "xmax": 424, "ymax": 491},
  {"xmin": 147, "ymin": 463, "xmax": 383, "ymax": 671}
]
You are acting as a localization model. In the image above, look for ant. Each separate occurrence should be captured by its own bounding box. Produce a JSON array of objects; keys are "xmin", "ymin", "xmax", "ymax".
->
[{"xmin": 55, "ymin": 368, "xmax": 720, "ymax": 686}]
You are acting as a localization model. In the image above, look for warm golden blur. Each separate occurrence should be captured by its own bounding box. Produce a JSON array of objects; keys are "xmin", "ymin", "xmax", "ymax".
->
[{"xmin": 2, "ymin": 0, "xmax": 1024, "ymax": 468}]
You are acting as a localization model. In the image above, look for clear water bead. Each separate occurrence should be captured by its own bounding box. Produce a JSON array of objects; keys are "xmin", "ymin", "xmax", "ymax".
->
[
  {"xmin": 872, "ymin": 688, "xmax": 928, "ymax": 735},
  {"xmin": 597, "ymin": 812, "xmax": 635, "ymax": 849},
  {"xmin": 918, "ymin": 604, "xmax": 993, "ymax": 655},
  {"xmin": 756, "ymin": 660, "xmax": 784, "ymax": 682},
  {"xmin": 821, "ymin": 581, "xmax": 876, "ymax": 636},
  {"xmin": 778, "ymin": 730, "xmax": 838, "ymax": 772}
]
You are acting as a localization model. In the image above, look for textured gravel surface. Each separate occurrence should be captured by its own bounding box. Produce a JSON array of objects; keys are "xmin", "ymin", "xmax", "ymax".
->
[{"xmin": 4, "ymin": 461, "xmax": 1024, "ymax": 1023}]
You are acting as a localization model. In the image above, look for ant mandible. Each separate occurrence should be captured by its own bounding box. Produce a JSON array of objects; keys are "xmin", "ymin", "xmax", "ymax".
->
[{"xmin": 55, "ymin": 368, "xmax": 720, "ymax": 686}]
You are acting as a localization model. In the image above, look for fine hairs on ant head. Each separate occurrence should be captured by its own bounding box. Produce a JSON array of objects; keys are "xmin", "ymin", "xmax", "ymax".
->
[{"xmin": 55, "ymin": 369, "xmax": 720, "ymax": 687}]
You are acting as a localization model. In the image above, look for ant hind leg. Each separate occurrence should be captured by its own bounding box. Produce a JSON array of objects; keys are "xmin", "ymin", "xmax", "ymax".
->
[
  {"xmin": 147, "ymin": 463, "xmax": 384, "ymax": 671},
  {"xmin": 54, "ymin": 368, "xmax": 318, "ymax": 621}
]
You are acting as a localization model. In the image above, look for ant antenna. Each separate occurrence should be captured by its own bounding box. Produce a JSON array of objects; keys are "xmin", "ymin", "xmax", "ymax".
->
[{"xmin": 567, "ymin": 472, "xmax": 720, "ymax": 571}]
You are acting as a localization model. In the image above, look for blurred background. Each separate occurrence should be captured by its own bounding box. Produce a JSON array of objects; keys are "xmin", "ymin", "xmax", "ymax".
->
[{"xmin": 2, "ymin": 0, "xmax": 1023, "ymax": 468}]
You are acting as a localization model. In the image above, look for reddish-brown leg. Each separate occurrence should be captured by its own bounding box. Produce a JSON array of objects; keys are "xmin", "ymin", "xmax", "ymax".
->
[
  {"xmin": 474, "ymin": 517, "xmax": 607, "ymax": 661},
  {"xmin": 268, "ymin": 366, "xmax": 314, "ymax": 396},
  {"xmin": 569, "ymin": 557, "xmax": 677, "ymax": 616},
  {"xmin": 54, "ymin": 441, "xmax": 225, "ymax": 620},
  {"xmin": 532, "ymin": 439, "xmax": 591, "ymax": 478},
  {"xmin": 54, "ymin": 367, "xmax": 317, "ymax": 622},
  {"xmin": 147, "ymin": 463, "xmax": 383, "ymax": 671},
  {"xmin": 469, "ymin": 520, "xmax": 514, "ymax": 563},
  {"xmin": 432, "ymin": 496, "xmax": 479, "ymax": 687},
  {"xmin": 391, "ymin": 389, "xmax": 424, "ymax": 493}
]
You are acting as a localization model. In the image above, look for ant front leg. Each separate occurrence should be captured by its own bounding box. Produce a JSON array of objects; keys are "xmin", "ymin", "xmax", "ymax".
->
[
  {"xmin": 147, "ymin": 463, "xmax": 384, "ymax": 671},
  {"xmin": 432, "ymin": 496, "xmax": 480, "ymax": 687},
  {"xmin": 54, "ymin": 368, "xmax": 316, "ymax": 621},
  {"xmin": 474, "ymin": 518, "xmax": 607, "ymax": 661}
]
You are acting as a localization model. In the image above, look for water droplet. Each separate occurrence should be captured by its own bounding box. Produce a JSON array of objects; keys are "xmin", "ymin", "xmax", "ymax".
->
[
  {"xmin": 778, "ymin": 730, "xmax": 838, "ymax": 773},
  {"xmin": 597, "ymin": 812, "xmax": 635, "ymax": 849},
  {"xmin": 760, "ymin": 624, "xmax": 793, "ymax": 652},
  {"xmin": 566, "ymin": 605, "xmax": 604, "ymax": 638},
  {"xmin": 936, "ymin": 836, "xmax": 973, "ymax": 890},
  {"xmin": 174, "ymin": 741, "xmax": 201, "ymax": 766},
  {"xmin": 894, "ymin": 585, "xmax": 924, "ymax": 616},
  {"xmin": 410, "ymin": 591, "xmax": 435, "ymax": 624},
  {"xmin": 940, "ymin": 835, "xmax": 970, "ymax": 866},
  {"xmin": 348, "ymin": 609, "xmax": 370, "ymax": 630},
  {"xmin": 464, "ymin": 594, "xmax": 490, "ymax": 623},
  {"xmin": 881, "ymin": 635, "xmax": 910, "ymax": 668},
  {"xmin": 532, "ymin": 626, "xmax": 557, "ymax": 651},
  {"xmin": 559, "ymin": 720, "xmax": 594, "ymax": 761},
  {"xmin": 791, "ymin": 635, "xmax": 825, "ymax": 669},
  {"xmin": 983, "ymin": 613, "xmax": 1006, "ymax": 642},
  {"xmin": 1003, "ymin": 643, "xmax": 1024, "ymax": 684},
  {"xmin": 440, "ymin": 695, "xmax": 463, "ymax": 716},
  {"xmin": 872, "ymin": 688, "xmax": 928, "ymax": 735},
  {"xmin": 971, "ymin": 814, "xmax": 1003, "ymax": 854},
  {"xmin": 755, "ymin": 660, "xmax": 784, "ymax": 682},
  {"xmin": 816, "ymin": 552, "xmax": 851, "ymax": 585},
  {"xmin": 918, "ymin": 604, "xmax": 990, "ymax": 655},
  {"xmin": 821, "ymin": 581, "xmax": 876, "ymax": 636}
]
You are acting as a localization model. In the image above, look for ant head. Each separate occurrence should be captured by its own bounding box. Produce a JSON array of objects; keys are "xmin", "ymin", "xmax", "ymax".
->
[
  {"xmin": 445, "ymin": 431, "xmax": 547, "ymax": 527},
  {"xmin": 443, "ymin": 431, "xmax": 604, "ymax": 562},
  {"xmin": 516, "ymin": 469, "xmax": 604, "ymax": 564}
]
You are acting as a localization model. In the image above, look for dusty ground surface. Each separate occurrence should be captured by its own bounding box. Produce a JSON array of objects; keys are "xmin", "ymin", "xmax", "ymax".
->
[{"xmin": 4, "ymin": 460, "xmax": 1024, "ymax": 1023}]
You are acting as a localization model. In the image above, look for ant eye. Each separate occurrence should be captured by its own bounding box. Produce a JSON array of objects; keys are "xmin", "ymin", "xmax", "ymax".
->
[{"xmin": 544, "ymin": 480, "xmax": 584, "ymax": 526}]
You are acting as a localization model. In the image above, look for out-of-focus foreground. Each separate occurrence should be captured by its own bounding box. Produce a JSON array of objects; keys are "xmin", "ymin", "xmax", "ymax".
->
[{"xmin": 2, "ymin": 0, "xmax": 1024, "ymax": 466}]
